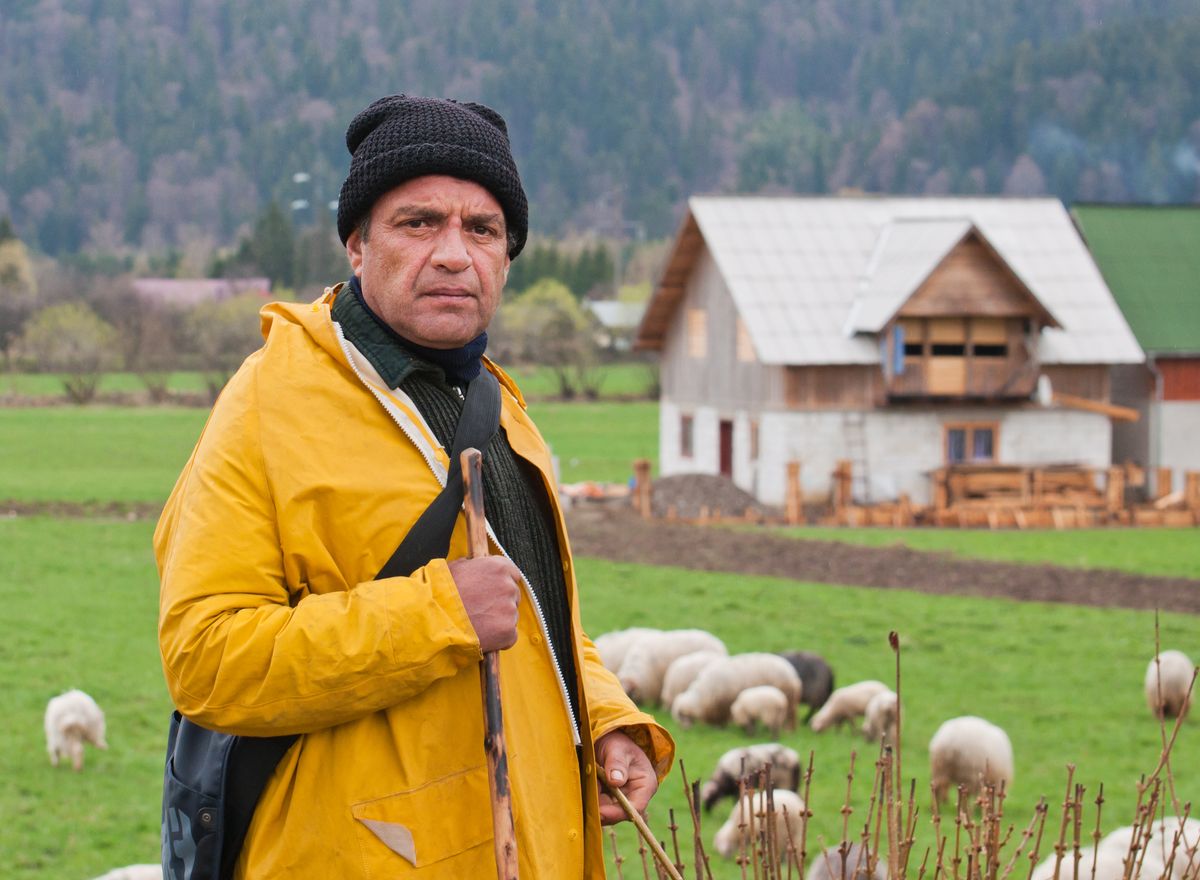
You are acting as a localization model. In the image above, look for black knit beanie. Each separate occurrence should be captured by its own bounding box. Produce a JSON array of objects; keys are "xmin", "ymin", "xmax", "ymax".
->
[{"xmin": 336, "ymin": 95, "xmax": 528, "ymax": 258}]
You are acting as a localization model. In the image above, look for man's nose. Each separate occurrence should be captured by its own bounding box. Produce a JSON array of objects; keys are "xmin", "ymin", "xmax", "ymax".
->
[{"xmin": 431, "ymin": 222, "xmax": 472, "ymax": 272}]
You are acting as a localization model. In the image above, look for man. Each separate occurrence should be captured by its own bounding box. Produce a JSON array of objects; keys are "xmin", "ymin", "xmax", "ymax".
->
[{"xmin": 155, "ymin": 95, "xmax": 673, "ymax": 878}]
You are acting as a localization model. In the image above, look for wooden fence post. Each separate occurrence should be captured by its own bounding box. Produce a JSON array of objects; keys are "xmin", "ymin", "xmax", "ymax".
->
[
  {"xmin": 1105, "ymin": 466, "xmax": 1125, "ymax": 514},
  {"xmin": 1155, "ymin": 466, "xmax": 1173, "ymax": 501},
  {"xmin": 633, "ymin": 458, "xmax": 652, "ymax": 519},
  {"xmin": 1186, "ymin": 472, "xmax": 1200, "ymax": 513},
  {"xmin": 785, "ymin": 460, "xmax": 802, "ymax": 525}
]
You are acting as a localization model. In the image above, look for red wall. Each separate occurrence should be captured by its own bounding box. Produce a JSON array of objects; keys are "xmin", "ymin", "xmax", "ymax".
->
[{"xmin": 1158, "ymin": 357, "xmax": 1200, "ymax": 401}]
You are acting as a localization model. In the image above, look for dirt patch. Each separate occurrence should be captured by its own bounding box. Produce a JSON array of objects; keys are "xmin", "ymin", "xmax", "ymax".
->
[
  {"xmin": 565, "ymin": 503, "xmax": 1200, "ymax": 615},
  {"xmin": 1, "ymin": 500, "xmax": 163, "ymax": 520}
]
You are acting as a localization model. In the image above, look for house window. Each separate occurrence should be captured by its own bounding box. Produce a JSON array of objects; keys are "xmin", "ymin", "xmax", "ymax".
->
[
  {"xmin": 945, "ymin": 423, "xmax": 997, "ymax": 464},
  {"xmin": 681, "ymin": 414, "xmax": 694, "ymax": 458},
  {"xmin": 686, "ymin": 309, "xmax": 707, "ymax": 358},
  {"xmin": 736, "ymin": 319, "xmax": 756, "ymax": 362}
]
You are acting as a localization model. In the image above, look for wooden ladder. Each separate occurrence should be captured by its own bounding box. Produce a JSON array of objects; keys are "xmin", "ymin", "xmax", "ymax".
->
[{"xmin": 841, "ymin": 411, "xmax": 871, "ymax": 505}]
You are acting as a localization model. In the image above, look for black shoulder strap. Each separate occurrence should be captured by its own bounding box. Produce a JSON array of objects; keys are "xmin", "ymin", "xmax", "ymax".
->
[{"xmin": 375, "ymin": 369, "xmax": 501, "ymax": 580}]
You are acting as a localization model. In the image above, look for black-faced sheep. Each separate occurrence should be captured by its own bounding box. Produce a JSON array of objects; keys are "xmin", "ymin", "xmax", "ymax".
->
[
  {"xmin": 778, "ymin": 650, "xmax": 835, "ymax": 722},
  {"xmin": 861, "ymin": 690, "xmax": 899, "ymax": 748},
  {"xmin": 671, "ymin": 653, "xmax": 802, "ymax": 729},
  {"xmin": 809, "ymin": 680, "xmax": 889, "ymax": 733},
  {"xmin": 731, "ymin": 685, "xmax": 791, "ymax": 738},
  {"xmin": 928, "ymin": 715, "xmax": 1013, "ymax": 805},
  {"xmin": 593, "ymin": 626, "xmax": 661, "ymax": 673},
  {"xmin": 713, "ymin": 788, "xmax": 807, "ymax": 864},
  {"xmin": 44, "ymin": 688, "xmax": 107, "ymax": 771},
  {"xmin": 700, "ymin": 743, "xmax": 802, "ymax": 813},
  {"xmin": 617, "ymin": 628, "xmax": 727, "ymax": 705},
  {"xmin": 660, "ymin": 649, "xmax": 725, "ymax": 708},
  {"xmin": 805, "ymin": 842, "xmax": 887, "ymax": 880},
  {"xmin": 1145, "ymin": 650, "xmax": 1195, "ymax": 720}
]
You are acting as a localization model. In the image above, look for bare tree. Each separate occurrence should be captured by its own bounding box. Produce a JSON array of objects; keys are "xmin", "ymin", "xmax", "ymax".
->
[
  {"xmin": 16, "ymin": 302, "xmax": 117, "ymax": 403},
  {"xmin": 185, "ymin": 293, "xmax": 268, "ymax": 401}
]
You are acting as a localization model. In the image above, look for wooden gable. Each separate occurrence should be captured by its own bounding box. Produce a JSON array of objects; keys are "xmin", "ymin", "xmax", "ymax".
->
[
  {"xmin": 897, "ymin": 230, "xmax": 1060, "ymax": 326},
  {"xmin": 635, "ymin": 211, "xmax": 703, "ymax": 350}
]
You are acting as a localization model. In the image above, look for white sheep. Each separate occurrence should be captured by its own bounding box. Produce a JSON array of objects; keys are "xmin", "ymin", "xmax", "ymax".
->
[
  {"xmin": 809, "ymin": 680, "xmax": 890, "ymax": 733},
  {"xmin": 660, "ymin": 649, "xmax": 725, "ymax": 708},
  {"xmin": 89, "ymin": 866, "xmax": 163, "ymax": 880},
  {"xmin": 44, "ymin": 688, "xmax": 107, "ymax": 771},
  {"xmin": 593, "ymin": 626, "xmax": 661, "ymax": 673},
  {"xmin": 672, "ymin": 653, "xmax": 802, "ymax": 729},
  {"xmin": 928, "ymin": 715, "xmax": 1013, "ymax": 805},
  {"xmin": 1098, "ymin": 816, "xmax": 1200, "ymax": 880},
  {"xmin": 617, "ymin": 628, "xmax": 727, "ymax": 705},
  {"xmin": 713, "ymin": 788, "xmax": 807, "ymax": 864},
  {"xmin": 806, "ymin": 842, "xmax": 886, "ymax": 880},
  {"xmin": 1030, "ymin": 846, "xmax": 1134, "ymax": 880},
  {"xmin": 1145, "ymin": 650, "xmax": 1195, "ymax": 720},
  {"xmin": 700, "ymin": 743, "xmax": 802, "ymax": 813},
  {"xmin": 861, "ymin": 690, "xmax": 899, "ymax": 747},
  {"xmin": 731, "ymin": 685, "xmax": 791, "ymax": 738}
]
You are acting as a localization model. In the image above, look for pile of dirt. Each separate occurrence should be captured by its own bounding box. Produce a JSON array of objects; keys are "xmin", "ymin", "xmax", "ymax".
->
[
  {"xmin": 564, "ymin": 504, "xmax": 1200, "ymax": 615},
  {"xmin": 649, "ymin": 473, "xmax": 782, "ymax": 520}
]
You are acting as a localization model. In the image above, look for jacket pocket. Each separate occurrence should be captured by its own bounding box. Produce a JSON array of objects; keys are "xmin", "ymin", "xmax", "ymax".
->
[{"xmin": 352, "ymin": 764, "xmax": 495, "ymax": 874}]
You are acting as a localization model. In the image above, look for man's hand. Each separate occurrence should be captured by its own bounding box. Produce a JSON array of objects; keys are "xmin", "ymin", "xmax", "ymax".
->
[
  {"xmin": 448, "ymin": 556, "xmax": 522, "ymax": 653},
  {"xmin": 595, "ymin": 730, "xmax": 659, "ymax": 826}
]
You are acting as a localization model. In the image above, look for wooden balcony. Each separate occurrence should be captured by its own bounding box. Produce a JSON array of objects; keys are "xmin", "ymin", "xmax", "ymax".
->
[{"xmin": 888, "ymin": 354, "xmax": 1037, "ymax": 400}]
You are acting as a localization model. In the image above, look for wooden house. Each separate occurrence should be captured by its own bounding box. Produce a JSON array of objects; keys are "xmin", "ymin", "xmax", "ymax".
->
[
  {"xmin": 636, "ymin": 196, "xmax": 1144, "ymax": 507},
  {"xmin": 1073, "ymin": 204, "xmax": 1200, "ymax": 489}
]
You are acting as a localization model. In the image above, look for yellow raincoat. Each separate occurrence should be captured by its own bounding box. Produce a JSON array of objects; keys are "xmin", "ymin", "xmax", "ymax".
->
[{"xmin": 155, "ymin": 291, "xmax": 673, "ymax": 878}]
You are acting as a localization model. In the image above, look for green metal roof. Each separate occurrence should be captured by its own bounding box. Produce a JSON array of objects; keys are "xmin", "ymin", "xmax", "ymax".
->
[{"xmin": 1072, "ymin": 204, "xmax": 1200, "ymax": 354}]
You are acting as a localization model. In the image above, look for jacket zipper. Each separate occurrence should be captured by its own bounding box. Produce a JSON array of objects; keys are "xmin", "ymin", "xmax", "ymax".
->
[{"xmin": 334, "ymin": 325, "xmax": 582, "ymax": 746}]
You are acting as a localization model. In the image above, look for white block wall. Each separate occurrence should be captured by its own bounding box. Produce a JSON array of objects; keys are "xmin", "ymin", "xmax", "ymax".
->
[{"xmin": 1156, "ymin": 402, "xmax": 1200, "ymax": 474}]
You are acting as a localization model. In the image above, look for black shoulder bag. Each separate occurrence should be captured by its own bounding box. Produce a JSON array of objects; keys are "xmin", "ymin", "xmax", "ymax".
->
[{"xmin": 162, "ymin": 370, "xmax": 501, "ymax": 880}]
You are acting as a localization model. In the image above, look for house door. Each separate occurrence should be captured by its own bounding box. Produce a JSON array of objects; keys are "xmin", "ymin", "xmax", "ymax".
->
[{"xmin": 719, "ymin": 420, "xmax": 734, "ymax": 478}]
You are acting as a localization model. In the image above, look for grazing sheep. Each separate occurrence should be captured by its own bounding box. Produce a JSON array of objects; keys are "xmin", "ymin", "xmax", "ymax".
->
[
  {"xmin": 1098, "ymin": 817, "xmax": 1200, "ymax": 880},
  {"xmin": 89, "ymin": 866, "xmax": 163, "ymax": 880},
  {"xmin": 713, "ymin": 788, "xmax": 807, "ymax": 863},
  {"xmin": 806, "ymin": 842, "xmax": 886, "ymax": 880},
  {"xmin": 593, "ymin": 627, "xmax": 661, "ymax": 673},
  {"xmin": 778, "ymin": 650, "xmax": 835, "ymax": 722},
  {"xmin": 44, "ymin": 689, "xmax": 107, "ymax": 771},
  {"xmin": 1145, "ymin": 650, "xmax": 1195, "ymax": 720},
  {"xmin": 700, "ymin": 743, "xmax": 802, "ymax": 813},
  {"xmin": 928, "ymin": 715, "xmax": 1013, "ymax": 805},
  {"xmin": 810, "ymin": 680, "xmax": 890, "ymax": 733},
  {"xmin": 617, "ymin": 629, "xmax": 727, "ymax": 705},
  {"xmin": 660, "ymin": 649, "xmax": 725, "ymax": 708},
  {"xmin": 862, "ymin": 690, "xmax": 899, "ymax": 747},
  {"xmin": 1030, "ymin": 846, "xmax": 1134, "ymax": 880},
  {"xmin": 672, "ymin": 653, "xmax": 802, "ymax": 729},
  {"xmin": 731, "ymin": 686, "xmax": 791, "ymax": 738}
]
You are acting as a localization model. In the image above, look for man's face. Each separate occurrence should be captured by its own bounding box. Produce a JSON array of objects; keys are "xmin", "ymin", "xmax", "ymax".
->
[{"xmin": 346, "ymin": 174, "xmax": 511, "ymax": 349}]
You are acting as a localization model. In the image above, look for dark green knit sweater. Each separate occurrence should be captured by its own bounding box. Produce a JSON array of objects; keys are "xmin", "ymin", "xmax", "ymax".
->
[{"xmin": 331, "ymin": 287, "xmax": 580, "ymax": 730}]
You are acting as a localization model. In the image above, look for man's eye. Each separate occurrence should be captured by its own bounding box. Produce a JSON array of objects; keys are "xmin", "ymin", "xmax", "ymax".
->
[
  {"xmin": 473, "ymin": 225, "xmax": 498, "ymax": 237},
  {"xmin": 402, "ymin": 218, "xmax": 429, "ymax": 229}
]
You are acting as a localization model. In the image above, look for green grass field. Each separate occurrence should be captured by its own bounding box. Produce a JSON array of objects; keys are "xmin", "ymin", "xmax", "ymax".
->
[
  {"xmin": 2, "ymin": 514, "xmax": 1196, "ymax": 879},
  {"xmin": 772, "ymin": 525, "xmax": 1200, "ymax": 579}
]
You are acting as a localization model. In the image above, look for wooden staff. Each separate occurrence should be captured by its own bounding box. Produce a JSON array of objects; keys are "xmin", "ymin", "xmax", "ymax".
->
[
  {"xmin": 601, "ymin": 775, "xmax": 685, "ymax": 880},
  {"xmin": 461, "ymin": 448, "xmax": 519, "ymax": 880}
]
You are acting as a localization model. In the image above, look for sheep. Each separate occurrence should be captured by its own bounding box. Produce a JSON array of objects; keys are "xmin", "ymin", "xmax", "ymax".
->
[
  {"xmin": 731, "ymin": 685, "xmax": 791, "ymax": 738},
  {"xmin": 89, "ymin": 866, "xmax": 163, "ymax": 880},
  {"xmin": 778, "ymin": 650, "xmax": 835, "ymax": 722},
  {"xmin": 806, "ymin": 842, "xmax": 887, "ymax": 880},
  {"xmin": 928, "ymin": 715, "xmax": 1014, "ymax": 806},
  {"xmin": 1098, "ymin": 817, "xmax": 1200, "ymax": 880},
  {"xmin": 861, "ymin": 690, "xmax": 899, "ymax": 748},
  {"xmin": 660, "ymin": 649, "xmax": 725, "ymax": 708},
  {"xmin": 1145, "ymin": 650, "xmax": 1195, "ymax": 720},
  {"xmin": 671, "ymin": 653, "xmax": 802, "ymax": 729},
  {"xmin": 593, "ymin": 626, "xmax": 661, "ymax": 673},
  {"xmin": 44, "ymin": 688, "xmax": 107, "ymax": 771},
  {"xmin": 617, "ymin": 628, "xmax": 727, "ymax": 705},
  {"xmin": 810, "ymin": 680, "xmax": 890, "ymax": 733},
  {"xmin": 713, "ymin": 788, "xmax": 807, "ymax": 863},
  {"xmin": 1030, "ymin": 846, "xmax": 1134, "ymax": 880},
  {"xmin": 700, "ymin": 743, "xmax": 802, "ymax": 813}
]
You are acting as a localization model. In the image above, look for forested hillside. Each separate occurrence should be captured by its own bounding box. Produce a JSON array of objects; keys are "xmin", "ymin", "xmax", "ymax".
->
[{"xmin": 1, "ymin": 0, "xmax": 1197, "ymax": 257}]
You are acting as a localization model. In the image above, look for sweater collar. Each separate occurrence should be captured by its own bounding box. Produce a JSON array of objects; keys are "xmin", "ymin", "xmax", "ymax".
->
[{"xmin": 332, "ymin": 276, "xmax": 487, "ymax": 388}]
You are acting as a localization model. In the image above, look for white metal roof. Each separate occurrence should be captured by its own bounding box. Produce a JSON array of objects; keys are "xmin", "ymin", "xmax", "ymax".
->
[{"xmin": 687, "ymin": 196, "xmax": 1143, "ymax": 366}]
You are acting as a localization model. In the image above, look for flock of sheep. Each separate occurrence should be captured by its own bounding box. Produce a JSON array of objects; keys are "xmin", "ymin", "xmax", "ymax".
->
[
  {"xmin": 38, "ymin": 638, "xmax": 1195, "ymax": 879},
  {"xmin": 595, "ymin": 626, "xmax": 1197, "ymax": 876}
]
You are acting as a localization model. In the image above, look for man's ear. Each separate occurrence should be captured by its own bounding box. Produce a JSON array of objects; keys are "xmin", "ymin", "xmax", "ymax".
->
[{"xmin": 346, "ymin": 229, "xmax": 364, "ymax": 277}]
